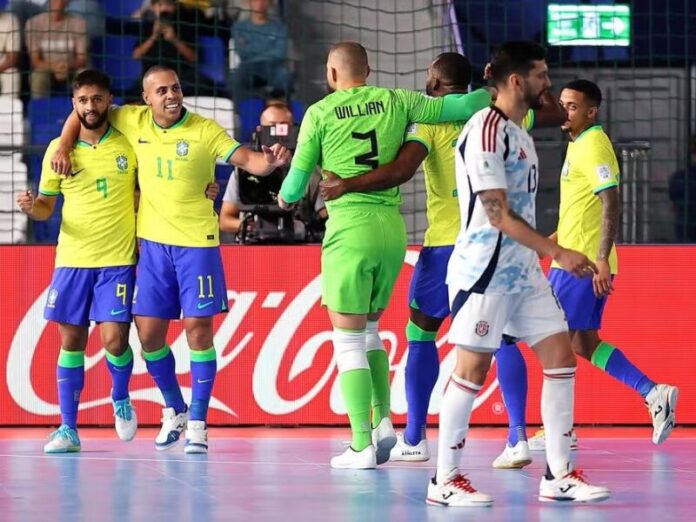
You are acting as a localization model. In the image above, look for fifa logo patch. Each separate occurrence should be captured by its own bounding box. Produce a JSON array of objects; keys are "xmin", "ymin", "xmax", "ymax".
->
[
  {"xmin": 474, "ymin": 320, "xmax": 489, "ymax": 337},
  {"xmin": 47, "ymin": 288, "xmax": 58, "ymax": 308},
  {"xmin": 176, "ymin": 140, "xmax": 189, "ymax": 157},
  {"xmin": 115, "ymin": 154, "xmax": 128, "ymax": 173}
]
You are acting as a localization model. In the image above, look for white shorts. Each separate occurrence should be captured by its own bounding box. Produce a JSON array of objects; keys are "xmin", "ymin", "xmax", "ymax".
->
[{"xmin": 448, "ymin": 283, "xmax": 568, "ymax": 352}]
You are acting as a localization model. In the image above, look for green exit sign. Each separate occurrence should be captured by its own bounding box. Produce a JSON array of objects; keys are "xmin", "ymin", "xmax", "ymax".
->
[{"xmin": 547, "ymin": 4, "xmax": 631, "ymax": 46}]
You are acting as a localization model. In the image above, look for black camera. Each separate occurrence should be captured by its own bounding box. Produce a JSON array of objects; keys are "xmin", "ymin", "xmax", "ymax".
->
[{"xmin": 235, "ymin": 123, "xmax": 303, "ymax": 243}]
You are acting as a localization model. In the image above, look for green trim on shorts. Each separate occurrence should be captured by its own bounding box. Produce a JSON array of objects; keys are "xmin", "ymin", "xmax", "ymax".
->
[
  {"xmin": 405, "ymin": 320, "xmax": 437, "ymax": 341},
  {"xmin": 190, "ymin": 346, "xmax": 216, "ymax": 362},
  {"xmin": 591, "ymin": 341, "xmax": 615, "ymax": 371},
  {"xmin": 105, "ymin": 346, "xmax": 133, "ymax": 367},
  {"xmin": 142, "ymin": 344, "xmax": 171, "ymax": 362},
  {"xmin": 58, "ymin": 349, "xmax": 85, "ymax": 368}
]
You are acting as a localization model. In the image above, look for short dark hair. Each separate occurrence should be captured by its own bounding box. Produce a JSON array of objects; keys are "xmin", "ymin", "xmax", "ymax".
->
[
  {"xmin": 563, "ymin": 79, "xmax": 602, "ymax": 107},
  {"xmin": 433, "ymin": 52, "xmax": 472, "ymax": 89},
  {"xmin": 142, "ymin": 64, "xmax": 177, "ymax": 85},
  {"xmin": 489, "ymin": 41, "xmax": 547, "ymax": 86},
  {"xmin": 72, "ymin": 69, "xmax": 111, "ymax": 94}
]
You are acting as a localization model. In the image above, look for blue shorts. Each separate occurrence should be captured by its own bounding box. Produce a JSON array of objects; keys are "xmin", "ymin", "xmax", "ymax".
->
[
  {"xmin": 548, "ymin": 267, "xmax": 611, "ymax": 331},
  {"xmin": 44, "ymin": 266, "xmax": 136, "ymax": 327},
  {"xmin": 408, "ymin": 245, "xmax": 454, "ymax": 319},
  {"xmin": 133, "ymin": 239, "xmax": 228, "ymax": 319}
]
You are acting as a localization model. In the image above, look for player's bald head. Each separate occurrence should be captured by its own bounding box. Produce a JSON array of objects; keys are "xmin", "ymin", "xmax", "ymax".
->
[
  {"xmin": 327, "ymin": 41, "xmax": 370, "ymax": 78},
  {"xmin": 427, "ymin": 52, "xmax": 472, "ymax": 95}
]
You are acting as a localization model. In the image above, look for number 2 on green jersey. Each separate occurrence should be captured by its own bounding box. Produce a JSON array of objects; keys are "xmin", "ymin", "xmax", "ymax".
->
[{"xmin": 352, "ymin": 130, "xmax": 379, "ymax": 169}]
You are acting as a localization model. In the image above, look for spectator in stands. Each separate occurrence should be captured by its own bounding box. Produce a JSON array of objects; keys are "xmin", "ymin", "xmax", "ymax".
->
[
  {"xmin": 668, "ymin": 136, "xmax": 696, "ymax": 243},
  {"xmin": 220, "ymin": 102, "xmax": 326, "ymax": 242},
  {"xmin": 25, "ymin": 0, "xmax": 87, "ymax": 98},
  {"xmin": 0, "ymin": 12, "xmax": 21, "ymax": 96},
  {"xmin": 132, "ymin": 0, "xmax": 221, "ymax": 96},
  {"xmin": 230, "ymin": 0, "xmax": 292, "ymax": 101}
]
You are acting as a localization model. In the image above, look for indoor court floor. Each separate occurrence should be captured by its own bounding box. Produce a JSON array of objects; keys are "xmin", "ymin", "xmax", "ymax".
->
[{"xmin": 0, "ymin": 427, "xmax": 694, "ymax": 521}]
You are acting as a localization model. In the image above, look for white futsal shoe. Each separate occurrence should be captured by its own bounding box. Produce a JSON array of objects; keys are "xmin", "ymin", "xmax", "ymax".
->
[
  {"xmin": 646, "ymin": 384, "xmax": 679, "ymax": 444},
  {"xmin": 113, "ymin": 398, "xmax": 137, "ymax": 442},
  {"xmin": 492, "ymin": 440, "xmax": 532, "ymax": 469},
  {"xmin": 330, "ymin": 445, "xmax": 377, "ymax": 469},
  {"xmin": 426, "ymin": 472, "xmax": 493, "ymax": 507},
  {"xmin": 155, "ymin": 407, "xmax": 189, "ymax": 450},
  {"xmin": 529, "ymin": 427, "xmax": 578, "ymax": 451},
  {"xmin": 539, "ymin": 468, "xmax": 610, "ymax": 503},
  {"xmin": 184, "ymin": 420, "xmax": 208, "ymax": 454},
  {"xmin": 371, "ymin": 417, "xmax": 397, "ymax": 465},
  {"xmin": 389, "ymin": 432, "xmax": 430, "ymax": 462}
]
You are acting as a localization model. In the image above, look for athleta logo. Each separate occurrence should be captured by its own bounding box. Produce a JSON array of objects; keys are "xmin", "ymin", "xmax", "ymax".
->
[
  {"xmin": 559, "ymin": 484, "xmax": 575, "ymax": 494},
  {"xmin": 449, "ymin": 437, "xmax": 466, "ymax": 450}
]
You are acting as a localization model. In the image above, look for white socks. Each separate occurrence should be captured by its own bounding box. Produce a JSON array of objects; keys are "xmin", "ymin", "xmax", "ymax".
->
[
  {"xmin": 436, "ymin": 374, "xmax": 481, "ymax": 484},
  {"xmin": 541, "ymin": 367, "xmax": 576, "ymax": 478}
]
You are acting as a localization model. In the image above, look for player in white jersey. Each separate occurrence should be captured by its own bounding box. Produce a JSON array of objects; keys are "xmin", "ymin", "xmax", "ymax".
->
[{"xmin": 427, "ymin": 41, "xmax": 610, "ymax": 508}]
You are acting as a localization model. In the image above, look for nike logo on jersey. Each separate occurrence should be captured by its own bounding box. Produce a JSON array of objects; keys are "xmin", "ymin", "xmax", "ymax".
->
[
  {"xmin": 197, "ymin": 301, "xmax": 214, "ymax": 310},
  {"xmin": 110, "ymin": 308, "xmax": 128, "ymax": 316},
  {"xmin": 138, "ymin": 138, "xmax": 150, "ymax": 144},
  {"xmin": 197, "ymin": 378, "xmax": 213, "ymax": 384},
  {"xmin": 70, "ymin": 168, "xmax": 85, "ymax": 176}
]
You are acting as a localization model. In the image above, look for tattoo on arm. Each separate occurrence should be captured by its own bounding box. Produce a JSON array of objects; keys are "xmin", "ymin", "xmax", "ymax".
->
[
  {"xmin": 479, "ymin": 193, "xmax": 504, "ymax": 226},
  {"xmin": 597, "ymin": 188, "xmax": 620, "ymax": 260}
]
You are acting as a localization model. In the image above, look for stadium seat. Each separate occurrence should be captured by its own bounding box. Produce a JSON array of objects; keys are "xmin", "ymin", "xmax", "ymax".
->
[
  {"xmin": 0, "ymin": 96, "xmax": 24, "ymax": 148},
  {"xmin": 236, "ymin": 98, "xmax": 266, "ymax": 143},
  {"xmin": 199, "ymin": 36, "xmax": 228, "ymax": 84},
  {"xmin": 101, "ymin": 0, "xmax": 142, "ymax": 18},
  {"xmin": 184, "ymin": 96, "xmax": 235, "ymax": 136},
  {"xmin": 95, "ymin": 35, "xmax": 142, "ymax": 92}
]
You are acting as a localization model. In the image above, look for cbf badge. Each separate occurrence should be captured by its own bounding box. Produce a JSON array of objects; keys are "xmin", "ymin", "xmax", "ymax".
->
[
  {"xmin": 116, "ymin": 154, "xmax": 128, "ymax": 173},
  {"xmin": 176, "ymin": 140, "xmax": 189, "ymax": 157},
  {"xmin": 47, "ymin": 288, "xmax": 58, "ymax": 308}
]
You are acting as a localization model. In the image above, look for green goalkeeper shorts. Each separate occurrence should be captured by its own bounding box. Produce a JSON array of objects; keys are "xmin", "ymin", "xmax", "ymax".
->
[{"xmin": 321, "ymin": 204, "xmax": 407, "ymax": 314}]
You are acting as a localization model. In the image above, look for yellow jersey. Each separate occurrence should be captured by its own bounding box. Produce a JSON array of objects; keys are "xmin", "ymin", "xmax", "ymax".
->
[
  {"xmin": 39, "ymin": 127, "xmax": 137, "ymax": 268},
  {"xmin": 109, "ymin": 105, "xmax": 241, "ymax": 247},
  {"xmin": 553, "ymin": 125, "xmax": 620, "ymax": 273},
  {"xmin": 403, "ymin": 105, "xmax": 535, "ymax": 247}
]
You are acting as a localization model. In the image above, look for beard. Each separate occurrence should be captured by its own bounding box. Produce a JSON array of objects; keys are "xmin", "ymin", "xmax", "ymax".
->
[
  {"xmin": 526, "ymin": 88, "xmax": 546, "ymax": 111},
  {"xmin": 76, "ymin": 109, "xmax": 108, "ymax": 130}
]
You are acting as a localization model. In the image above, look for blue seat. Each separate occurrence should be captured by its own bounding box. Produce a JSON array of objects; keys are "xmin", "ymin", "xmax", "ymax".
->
[
  {"xmin": 199, "ymin": 36, "xmax": 227, "ymax": 84},
  {"xmin": 236, "ymin": 98, "xmax": 266, "ymax": 143},
  {"xmin": 290, "ymin": 100, "xmax": 305, "ymax": 123},
  {"xmin": 94, "ymin": 35, "xmax": 142, "ymax": 91},
  {"xmin": 29, "ymin": 97, "xmax": 74, "ymax": 146},
  {"xmin": 101, "ymin": 0, "xmax": 142, "ymax": 18}
]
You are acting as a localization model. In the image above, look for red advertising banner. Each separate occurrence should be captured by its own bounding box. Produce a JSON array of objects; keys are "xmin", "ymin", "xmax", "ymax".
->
[{"xmin": 0, "ymin": 245, "xmax": 694, "ymax": 426}]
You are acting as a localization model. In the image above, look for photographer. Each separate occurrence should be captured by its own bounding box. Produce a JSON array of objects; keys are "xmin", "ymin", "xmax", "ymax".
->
[{"xmin": 220, "ymin": 102, "xmax": 327, "ymax": 243}]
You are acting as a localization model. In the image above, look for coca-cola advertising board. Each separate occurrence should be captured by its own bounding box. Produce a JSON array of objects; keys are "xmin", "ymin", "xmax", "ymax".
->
[{"xmin": 0, "ymin": 245, "xmax": 694, "ymax": 426}]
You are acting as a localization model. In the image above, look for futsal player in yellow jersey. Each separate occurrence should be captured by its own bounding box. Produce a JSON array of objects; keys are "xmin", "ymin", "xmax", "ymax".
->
[
  {"xmin": 17, "ymin": 70, "xmax": 138, "ymax": 453},
  {"xmin": 51, "ymin": 65, "xmax": 291, "ymax": 454},
  {"xmin": 528, "ymin": 79, "xmax": 679, "ymax": 451},
  {"xmin": 319, "ymin": 53, "xmax": 566, "ymax": 469}
]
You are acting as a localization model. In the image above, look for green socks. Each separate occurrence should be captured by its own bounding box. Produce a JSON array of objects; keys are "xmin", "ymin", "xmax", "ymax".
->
[{"xmin": 339, "ymin": 369, "xmax": 373, "ymax": 451}]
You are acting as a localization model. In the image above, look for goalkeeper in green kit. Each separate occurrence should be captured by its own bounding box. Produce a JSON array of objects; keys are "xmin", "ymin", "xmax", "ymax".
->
[{"xmin": 278, "ymin": 41, "xmax": 491, "ymax": 469}]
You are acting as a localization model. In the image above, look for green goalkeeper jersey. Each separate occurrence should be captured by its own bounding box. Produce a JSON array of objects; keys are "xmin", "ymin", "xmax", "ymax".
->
[{"xmin": 280, "ymin": 85, "xmax": 491, "ymax": 209}]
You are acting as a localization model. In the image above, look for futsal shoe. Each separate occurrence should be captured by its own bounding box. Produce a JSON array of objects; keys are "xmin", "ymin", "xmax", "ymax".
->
[
  {"xmin": 389, "ymin": 432, "xmax": 430, "ymax": 462},
  {"xmin": 426, "ymin": 472, "xmax": 493, "ymax": 507},
  {"xmin": 44, "ymin": 425, "xmax": 81, "ymax": 454},
  {"xmin": 184, "ymin": 420, "xmax": 209, "ymax": 454},
  {"xmin": 155, "ymin": 406, "xmax": 189, "ymax": 451},
  {"xmin": 330, "ymin": 445, "xmax": 377, "ymax": 469},
  {"xmin": 539, "ymin": 469, "xmax": 610, "ymax": 503},
  {"xmin": 492, "ymin": 440, "xmax": 532, "ymax": 469},
  {"xmin": 529, "ymin": 427, "xmax": 578, "ymax": 451},
  {"xmin": 371, "ymin": 417, "xmax": 397, "ymax": 465},
  {"xmin": 646, "ymin": 384, "xmax": 679, "ymax": 444},
  {"xmin": 113, "ymin": 398, "xmax": 138, "ymax": 441}
]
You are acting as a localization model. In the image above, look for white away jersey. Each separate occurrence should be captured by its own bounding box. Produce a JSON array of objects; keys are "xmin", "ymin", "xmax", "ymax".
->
[{"xmin": 447, "ymin": 106, "xmax": 546, "ymax": 294}]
